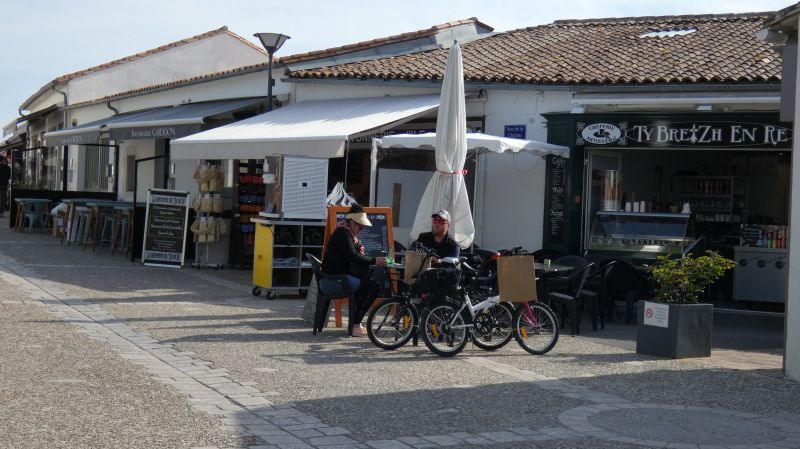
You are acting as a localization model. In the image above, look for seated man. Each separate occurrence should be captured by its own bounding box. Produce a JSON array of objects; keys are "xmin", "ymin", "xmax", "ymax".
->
[{"xmin": 415, "ymin": 209, "xmax": 460, "ymax": 261}]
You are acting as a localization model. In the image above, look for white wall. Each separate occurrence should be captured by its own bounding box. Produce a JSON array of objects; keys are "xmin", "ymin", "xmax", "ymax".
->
[
  {"xmin": 293, "ymin": 83, "xmax": 437, "ymax": 102},
  {"xmin": 478, "ymin": 90, "xmax": 572, "ymax": 251},
  {"xmin": 68, "ymin": 34, "xmax": 267, "ymax": 105}
]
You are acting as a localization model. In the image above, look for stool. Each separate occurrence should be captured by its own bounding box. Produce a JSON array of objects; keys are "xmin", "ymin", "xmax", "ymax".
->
[
  {"xmin": 72, "ymin": 207, "xmax": 90, "ymax": 244},
  {"xmin": 95, "ymin": 213, "xmax": 116, "ymax": 251}
]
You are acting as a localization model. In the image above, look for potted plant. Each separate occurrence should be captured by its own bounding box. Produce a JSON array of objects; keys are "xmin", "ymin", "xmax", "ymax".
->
[{"xmin": 636, "ymin": 250, "xmax": 735, "ymax": 358}]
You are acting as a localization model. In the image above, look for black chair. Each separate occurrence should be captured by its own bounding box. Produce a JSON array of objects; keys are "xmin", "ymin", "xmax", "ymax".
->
[
  {"xmin": 582, "ymin": 260, "xmax": 617, "ymax": 331},
  {"xmin": 532, "ymin": 248, "xmax": 560, "ymax": 261},
  {"xmin": 603, "ymin": 259, "xmax": 650, "ymax": 324},
  {"xmin": 547, "ymin": 262, "xmax": 594, "ymax": 336},
  {"xmin": 306, "ymin": 253, "xmax": 354, "ymax": 335}
]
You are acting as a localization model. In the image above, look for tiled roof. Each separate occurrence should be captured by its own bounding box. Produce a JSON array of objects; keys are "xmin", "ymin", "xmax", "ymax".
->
[
  {"xmin": 288, "ymin": 13, "xmax": 781, "ymax": 85},
  {"xmin": 280, "ymin": 17, "xmax": 493, "ymax": 65},
  {"xmin": 22, "ymin": 27, "xmax": 270, "ymax": 110}
]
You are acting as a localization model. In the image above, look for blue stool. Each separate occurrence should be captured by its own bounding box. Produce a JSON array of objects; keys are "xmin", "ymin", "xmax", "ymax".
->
[
  {"xmin": 72, "ymin": 207, "xmax": 90, "ymax": 244},
  {"xmin": 96, "ymin": 213, "xmax": 116, "ymax": 251}
]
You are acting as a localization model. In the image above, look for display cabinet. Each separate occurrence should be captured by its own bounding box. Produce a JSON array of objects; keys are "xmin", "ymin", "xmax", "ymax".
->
[
  {"xmin": 250, "ymin": 217, "xmax": 325, "ymax": 299},
  {"xmin": 675, "ymin": 175, "xmax": 747, "ymax": 223},
  {"xmin": 585, "ymin": 211, "xmax": 697, "ymax": 262}
]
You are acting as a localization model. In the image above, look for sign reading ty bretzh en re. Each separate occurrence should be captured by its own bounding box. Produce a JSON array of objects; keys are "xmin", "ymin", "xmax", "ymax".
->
[{"xmin": 142, "ymin": 189, "xmax": 190, "ymax": 268}]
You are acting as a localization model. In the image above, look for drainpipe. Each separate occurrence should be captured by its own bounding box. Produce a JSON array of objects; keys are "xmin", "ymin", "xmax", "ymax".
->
[
  {"xmin": 106, "ymin": 101, "xmax": 119, "ymax": 115},
  {"xmin": 52, "ymin": 85, "xmax": 69, "ymax": 193},
  {"xmin": 52, "ymin": 85, "xmax": 68, "ymax": 129}
]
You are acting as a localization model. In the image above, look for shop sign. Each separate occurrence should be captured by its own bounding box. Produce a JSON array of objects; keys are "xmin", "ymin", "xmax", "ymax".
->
[
  {"xmin": 46, "ymin": 130, "xmax": 101, "ymax": 147},
  {"xmin": 142, "ymin": 189, "xmax": 190, "ymax": 268},
  {"xmin": 642, "ymin": 301, "xmax": 669, "ymax": 328},
  {"xmin": 576, "ymin": 120, "xmax": 792, "ymax": 149},
  {"xmin": 504, "ymin": 125, "xmax": 527, "ymax": 139},
  {"xmin": 110, "ymin": 124, "xmax": 203, "ymax": 141}
]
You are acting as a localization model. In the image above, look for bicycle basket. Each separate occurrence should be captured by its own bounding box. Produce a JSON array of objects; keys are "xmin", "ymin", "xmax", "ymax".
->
[{"xmin": 413, "ymin": 267, "xmax": 462, "ymax": 296}]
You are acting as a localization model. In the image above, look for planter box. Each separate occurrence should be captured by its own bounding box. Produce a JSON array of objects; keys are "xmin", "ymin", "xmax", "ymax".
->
[{"xmin": 636, "ymin": 301, "xmax": 713, "ymax": 358}]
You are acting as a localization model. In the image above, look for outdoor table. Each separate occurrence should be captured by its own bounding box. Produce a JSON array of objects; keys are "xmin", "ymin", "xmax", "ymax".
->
[
  {"xmin": 534, "ymin": 262, "xmax": 574, "ymax": 274},
  {"xmin": 13, "ymin": 198, "xmax": 51, "ymax": 232}
]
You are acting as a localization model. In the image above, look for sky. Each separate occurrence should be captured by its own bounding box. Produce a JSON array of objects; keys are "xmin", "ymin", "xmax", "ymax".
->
[{"xmin": 0, "ymin": 0, "xmax": 791, "ymax": 126}]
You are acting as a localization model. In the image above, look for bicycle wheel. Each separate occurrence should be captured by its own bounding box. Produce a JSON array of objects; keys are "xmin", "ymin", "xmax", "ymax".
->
[
  {"xmin": 471, "ymin": 302, "xmax": 514, "ymax": 351},
  {"xmin": 367, "ymin": 297, "xmax": 417, "ymax": 350},
  {"xmin": 513, "ymin": 301, "xmax": 559, "ymax": 355},
  {"xmin": 421, "ymin": 302, "xmax": 469, "ymax": 357}
]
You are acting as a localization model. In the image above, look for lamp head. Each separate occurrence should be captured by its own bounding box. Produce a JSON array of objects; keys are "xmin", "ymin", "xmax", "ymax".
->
[{"xmin": 253, "ymin": 32, "xmax": 290, "ymax": 54}]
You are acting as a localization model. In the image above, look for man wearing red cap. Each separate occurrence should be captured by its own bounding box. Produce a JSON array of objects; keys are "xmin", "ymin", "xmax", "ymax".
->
[{"xmin": 415, "ymin": 209, "xmax": 460, "ymax": 260}]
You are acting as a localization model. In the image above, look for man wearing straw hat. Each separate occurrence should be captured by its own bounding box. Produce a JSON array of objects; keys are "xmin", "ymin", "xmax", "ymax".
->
[{"xmin": 322, "ymin": 204, "xmax": 387, "ymax": 336}]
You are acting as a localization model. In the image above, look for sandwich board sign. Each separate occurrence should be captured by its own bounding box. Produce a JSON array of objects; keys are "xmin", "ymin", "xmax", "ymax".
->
[{"xmin": 142, "ymin": 189, "xmax": 190, "ymax": 268}]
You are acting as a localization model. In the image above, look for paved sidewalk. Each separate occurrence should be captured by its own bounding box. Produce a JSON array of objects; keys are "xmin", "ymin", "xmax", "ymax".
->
[{"xmin": 1, "ymin": 221, "xmax": 799, "ymax": 449}]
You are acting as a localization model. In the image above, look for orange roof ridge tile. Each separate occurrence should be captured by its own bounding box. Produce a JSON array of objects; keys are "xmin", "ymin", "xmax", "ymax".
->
[
  {"xmin": 281, "ymin": 17, "xmax": 491, "ymax": 65},
  {"xmin": 551, "ymin": 11, "xmax": 771, "ymax": 26},
  {"xmin": 55, "ymin": 26, "xmax": 236, "ymax": 83}
]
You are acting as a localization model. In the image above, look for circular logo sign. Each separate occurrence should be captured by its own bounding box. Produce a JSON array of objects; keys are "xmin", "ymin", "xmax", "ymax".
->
[
  {"xmin": 645, "ymin": 308, "xmax": 654, "ymax": 318},
  {"xmin": 581, "ymin": 123, "xmax": 622, "ymax": 145}
]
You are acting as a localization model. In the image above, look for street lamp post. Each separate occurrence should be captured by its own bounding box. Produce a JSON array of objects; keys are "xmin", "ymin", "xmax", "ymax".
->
[{"xmin": 253, "ymin": 33, "xmax": 290, "ymax": 112}]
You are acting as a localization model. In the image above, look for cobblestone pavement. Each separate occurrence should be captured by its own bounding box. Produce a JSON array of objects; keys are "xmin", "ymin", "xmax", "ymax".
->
[{"xmin": 1, "ymin": 223, "xmax": 799, "ymax": 449}]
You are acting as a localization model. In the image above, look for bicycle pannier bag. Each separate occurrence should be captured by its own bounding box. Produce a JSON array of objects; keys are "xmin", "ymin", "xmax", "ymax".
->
[
  {"xmin": 498, "ymin": 255, "xmax": 537, "ymax": 302},
  {"xmin": 403, "ymin": 250, "xmax": 432, "ymax": 284}
]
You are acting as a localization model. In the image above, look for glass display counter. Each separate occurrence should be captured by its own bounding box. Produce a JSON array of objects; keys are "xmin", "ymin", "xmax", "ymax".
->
[{"xmin": 586, "ymin": 211, "xmax": 696, "ymax": 262}]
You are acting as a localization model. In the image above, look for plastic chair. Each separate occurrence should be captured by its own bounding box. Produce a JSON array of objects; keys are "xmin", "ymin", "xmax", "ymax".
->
[
  {"xmin": 22, "ymin": 202, "xmax": 46, "ymax": 233},
  {"xmin": 547, "ymin": 262, "xmax": 594, "ymax": 336},
  {"xmin": 306, "ymin": 253, "xmax": 355, "ymax": 335}
]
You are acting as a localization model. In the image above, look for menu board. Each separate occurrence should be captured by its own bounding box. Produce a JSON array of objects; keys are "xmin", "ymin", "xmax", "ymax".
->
[
  {"xmin": 142, "ymin": 189, "xmax": 190, "ymax": 268},
  {"xmin": 325, "ymin": 206, "xmax": 394, "ymax": 258},
  {"xmin": 547, "ymin": 156, "xmax": 568, "ymax": 242}
]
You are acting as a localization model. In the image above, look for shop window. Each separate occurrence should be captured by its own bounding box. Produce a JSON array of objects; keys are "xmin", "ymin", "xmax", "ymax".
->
[
  {"xmin": 67, "ymin": 142, "xmax": 116, "ymax": 193},
  {"xmin": 11, "ymin": 147, "xmax": 64, "ymax": 191}
]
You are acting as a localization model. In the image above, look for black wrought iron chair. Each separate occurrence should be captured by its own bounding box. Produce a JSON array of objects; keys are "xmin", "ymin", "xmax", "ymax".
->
[
  {"xmin": 582, "ymin": 260, "xmax": 617, "ymax": 331},
  {"xmin": 547, "ymin": 262, "xmax": 594, "ymax": 336},
  {"xmin": 603, "ymin": 259, "xmax": 650, "ymax": 324},
  {"xmin": 306, "ymin": 253, "xmax": 354, "ymax": 335}
]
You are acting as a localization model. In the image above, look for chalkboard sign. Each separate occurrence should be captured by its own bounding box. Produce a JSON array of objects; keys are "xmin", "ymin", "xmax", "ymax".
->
[
  {"xmin": 547, "ymin": 156, "xmax": 568, "ymax": 242},
  {"xmin": 740, "ymin": 225, "xmax": 763, "ymax": 247},
  {"xmin": 142, "ymin": 189, "xmax": 190, "ymax": 268},
  {"xmin": 325, "ymin": 206, "xmax": 394, "ymax": 258}
]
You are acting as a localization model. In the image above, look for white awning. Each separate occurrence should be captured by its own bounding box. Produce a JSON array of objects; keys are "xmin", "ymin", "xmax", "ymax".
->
[
  {"xmin": 170, "ymin": 94, "xmax": 440, "ymax": 160},
  {"xmin": 378, "ymin": 132, "xmax": 570, "ymax": 157}
]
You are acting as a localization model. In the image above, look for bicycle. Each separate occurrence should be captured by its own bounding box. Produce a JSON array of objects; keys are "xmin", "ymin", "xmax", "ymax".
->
[
  {"xmin": 421, "ymin": 248, "xmax": 559, "ymax": 357},
  {"xmin": 366, "ymin": 247, "xmax": 438, "ymax": 350},
  {"xmin": 367, "ymin": 246, "xmax": 513, "ymax": 352}
]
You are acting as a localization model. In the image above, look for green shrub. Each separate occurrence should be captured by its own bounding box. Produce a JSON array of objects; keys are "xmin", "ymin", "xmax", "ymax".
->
[{"xmin": 648, "ymin": 251, "xmax": 735, "ymax": 304}]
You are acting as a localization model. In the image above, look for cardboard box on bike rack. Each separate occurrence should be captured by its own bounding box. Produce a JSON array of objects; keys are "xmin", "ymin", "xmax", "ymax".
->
[
  {"xmin": 403, "ymin": 250, "xmax": 432, "ymax": 285},
  {"xmin": 498, "ymin": 255, "xmax": 537, "ymax": 302}
]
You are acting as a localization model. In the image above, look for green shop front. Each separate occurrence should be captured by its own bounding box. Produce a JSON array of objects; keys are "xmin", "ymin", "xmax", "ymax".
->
[{"xmin": 543, "ymin": 112, "xmax": 792, "ymax": 308}]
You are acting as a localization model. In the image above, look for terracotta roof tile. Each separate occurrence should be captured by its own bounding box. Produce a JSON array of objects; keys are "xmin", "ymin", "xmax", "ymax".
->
[
  {"xmin": 289, "ymin": 13, "xmax": 781, "ymax": 85},
  {"xmin": 280, "ymin": 17, "xmax": 492, "ymax": 65}
]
